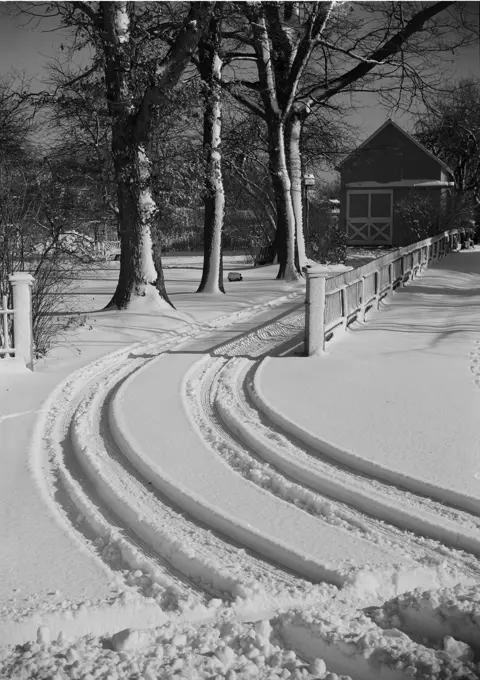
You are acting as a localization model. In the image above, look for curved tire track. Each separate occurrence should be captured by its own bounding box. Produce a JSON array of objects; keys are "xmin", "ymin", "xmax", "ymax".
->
[{"xmin": 182, "ymin": 309, "xmax": 480, "ymax": 581}]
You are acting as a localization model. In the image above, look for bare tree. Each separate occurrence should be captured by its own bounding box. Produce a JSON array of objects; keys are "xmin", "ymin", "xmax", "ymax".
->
[
  {"xmin": 415, "ymin": 79, "xmax": 480, "ymax": 207},
  {"xmin": 18, "ymin": 1, "xmax": 215, "ymax": 310},
  {"xmin": 223, "ymin": 1, "xmax": 476, "ymax": 279},
  {"xmin": 0, "ymin": 73, "xmax": 36, "ymax": 167}
]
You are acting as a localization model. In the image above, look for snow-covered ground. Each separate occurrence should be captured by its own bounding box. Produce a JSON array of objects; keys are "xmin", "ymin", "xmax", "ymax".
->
[{"xmin": 2, "ymin": 252, "xmax": 480, "ymax": 680}]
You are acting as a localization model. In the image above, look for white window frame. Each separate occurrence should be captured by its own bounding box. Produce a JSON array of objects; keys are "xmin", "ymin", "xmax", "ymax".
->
[{"xmin": 346, "ymin": 189, "xmax": 393, "ymax": 244}]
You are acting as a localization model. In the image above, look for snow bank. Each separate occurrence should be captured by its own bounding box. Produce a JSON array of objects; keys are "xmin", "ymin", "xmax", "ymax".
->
[
  {"xmin": 368, "ymin": 583, "xmax": 480, "ymax": 654},
  {"xmin": 278, "ymin": 606, "xmax": 479, "ymax": 679},
  {"xmin": 0, "ymin": 357, "xmax": 30, "ymax": 374},
  {"xmin": 0, "ymin": 615, "xmax": 356, "ymax": 680}
]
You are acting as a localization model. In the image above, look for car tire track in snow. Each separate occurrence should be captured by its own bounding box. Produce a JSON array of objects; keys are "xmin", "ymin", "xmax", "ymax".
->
[
  {"xmin": 72, "ymin": 359, "xmax": 327, "ymax": 609},
  {"xmin": 21, "ymin": 292, "xmax": 480, "ymax": 679},
  {"xmin": 33, "ymin": 343, "xmax": 208, "ymax": 612},
  {"xmin": 254, "ymin": 354, "xmax": 480, "ymax": 518},
  {"xmin": 212, "ymin": 304, "xmax": 480, "ymax": 547},
  {"xmin": 469, "ymin": 339, "xmax": 480, "ymax": 389},
  {"xmin": 181, "ymin": 309, "xmax": 480, "ymax": 583},
  {"xmin": 113, "ymin": 350, "xmax": 432, "ymax": 597},
  {"xmin": 190, "ymin": 356, "xmax": 479, "ymax": 586},
  {"xmin": 225, "ymin": 359, "xmax": 480, "ymax": 562},
  {"xmin": 28, "ymin": 294, "xmax": 327, "ymax": 633}
]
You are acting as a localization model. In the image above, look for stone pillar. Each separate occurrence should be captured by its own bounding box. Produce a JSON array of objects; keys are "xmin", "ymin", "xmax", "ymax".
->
[{"xmin": 9, "ymin": 273, "xmax": 34, "ymax": 369}]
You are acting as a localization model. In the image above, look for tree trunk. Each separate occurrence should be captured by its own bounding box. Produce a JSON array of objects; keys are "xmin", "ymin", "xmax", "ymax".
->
[
  {"xmin": 108, "ymin": 125, "xmax": 172, "ymax": 309},
  {"xmin": 197, "ymin": 16, "xmax": 225, "ymax": 294},
  {"xmin": 286, "ymin": 111, "xmax": 307, "ymax": 272},
  {"xmin": 267, "ymin": 117, "xmax": 299, "ymax": 281},
  {"xmin": 102, "ymin": 2, "xmax": 171, "ymax": 310},
  {"xmin": 101, "ymin": 1, "xmax": 213, "ymax": 310}
]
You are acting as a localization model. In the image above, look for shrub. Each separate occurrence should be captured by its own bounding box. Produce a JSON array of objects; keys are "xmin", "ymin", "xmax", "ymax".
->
[
  {"xmin": 0, "ymin": 168, "xmax": 84, "ymax": 358},
  {"xmin": 395, "ymin": 191, "xmax": 474, "ymax": 242},
  {"xmin": 307, "ymin": 223, "xmax": 348, "ymax": 265}
]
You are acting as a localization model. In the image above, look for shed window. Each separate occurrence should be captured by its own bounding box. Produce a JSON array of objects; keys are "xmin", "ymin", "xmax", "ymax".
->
[
  {"xmin": 371, "ymin": 192, "xmax": 392, "ymax": 217},
  {"xmin": 349, "ymin": 193, "xmax": 369, "ymax": 218}
]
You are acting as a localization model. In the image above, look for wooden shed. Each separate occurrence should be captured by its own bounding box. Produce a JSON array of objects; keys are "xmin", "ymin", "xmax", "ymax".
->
[{"xmin": 337, "ymin": 120, "xmax": 454, "ymax": 247}]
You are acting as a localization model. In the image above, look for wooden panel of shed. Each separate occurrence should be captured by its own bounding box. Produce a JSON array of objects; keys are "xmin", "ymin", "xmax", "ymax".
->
[{"xmin": 342, "ymin": 124, "xmax": 443, "ymax": 184}]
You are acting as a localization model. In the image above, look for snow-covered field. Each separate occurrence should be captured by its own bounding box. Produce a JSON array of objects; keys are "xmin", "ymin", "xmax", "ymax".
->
[{"xmin": 2, "ymin": 252, "xmax": 480, "ymax": 680}]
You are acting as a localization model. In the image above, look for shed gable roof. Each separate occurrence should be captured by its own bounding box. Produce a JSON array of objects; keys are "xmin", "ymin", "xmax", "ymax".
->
[{"xmin": 336, "ymin": 119, "xmax": 453, "ymax": 177}]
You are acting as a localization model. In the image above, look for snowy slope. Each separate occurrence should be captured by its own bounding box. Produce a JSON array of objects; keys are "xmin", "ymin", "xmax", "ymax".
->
[{"xmin": 2, "ymin": 253, "xmax": 480, "ymax": 680}]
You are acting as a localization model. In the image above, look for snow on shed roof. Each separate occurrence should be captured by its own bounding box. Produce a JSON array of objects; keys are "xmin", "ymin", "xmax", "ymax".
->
[{"xmin": 335, "ymin": 119, "xmax": 454, "ymax": 178}]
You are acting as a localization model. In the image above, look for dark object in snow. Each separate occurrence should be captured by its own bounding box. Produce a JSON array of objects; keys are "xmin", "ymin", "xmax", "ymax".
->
[
  {"xmin": 228, "ymin": 272, "xmax": 243, "ymax": 282},
  {"xmin": 114, "ymin": 254, "xmax": 121, "ymax": 261},
  {"xmin": 255, "ymin": 244, "xmax": 276, "ymax": 266}
]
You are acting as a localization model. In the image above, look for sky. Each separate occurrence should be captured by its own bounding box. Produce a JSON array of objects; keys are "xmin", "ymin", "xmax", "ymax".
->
[
  {"xmin": 0, "ymin": 1, "xmax": 479, "ymax": 179},
  {"xmin": 0, "ymin": 3, "xmax": 89, "ymax": 87}
]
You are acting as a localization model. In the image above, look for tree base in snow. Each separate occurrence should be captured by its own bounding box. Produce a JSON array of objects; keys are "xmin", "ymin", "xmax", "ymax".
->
[{"xmin": 105, "ymin": 284, "xmax": 174, "ymax": 312}]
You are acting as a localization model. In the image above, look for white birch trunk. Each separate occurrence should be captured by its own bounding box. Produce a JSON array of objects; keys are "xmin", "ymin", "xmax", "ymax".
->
[
  {"xmin": 278, "ymin": 133, "xmax": 299, "ymax": 282},
  {"xmin": 198, "ymin": 52, "xmax": 225, "ymax": 294},
  {"xmin": 198, "ymin": 16, "xmax": 225, "ymax": 295},
  {"xmin": 268, "ymin": 121, "xmax": 300, "ymax": 282},
  {"xmin": 287, "ymin": 114, "xmax": 307, "ymax": 272},
  {"xmin": 136, "ymin": 146, "xmax": 158, "ymax": 290}
]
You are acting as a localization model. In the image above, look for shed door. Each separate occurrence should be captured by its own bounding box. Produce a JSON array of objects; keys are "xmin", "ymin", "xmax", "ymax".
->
[{"xmin": 347, "ymin": 190, "xmax": 393, "ymax": 244}]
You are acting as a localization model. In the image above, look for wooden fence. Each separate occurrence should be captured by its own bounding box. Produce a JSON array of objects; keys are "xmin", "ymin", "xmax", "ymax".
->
[
  {"xmin": 305, "ymin": 229, "xmax": 460, "ymax": 356},
  {"xmin": 0, "ymin": 273, "xmax": 35, "ymax": 369},
  {"xmin": 95, "ymin": 240, "xmax": 121, "ymax": 260}
]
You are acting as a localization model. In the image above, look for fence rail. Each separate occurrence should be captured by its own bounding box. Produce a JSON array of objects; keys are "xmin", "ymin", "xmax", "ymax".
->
[
  {"xmin": 305, "ymin": 229, "xmax": 460, "ymax": 356},
  {"xmin": 95, "ymin": 240, "xmax": 121, "ymax": 260},
  {"xmin": 0, "ymin": 294, "xmax": 14, "ymax": 358},
  {"xmin": 0, "ymin": 273, "xmax": 35, "ymax": 370}
]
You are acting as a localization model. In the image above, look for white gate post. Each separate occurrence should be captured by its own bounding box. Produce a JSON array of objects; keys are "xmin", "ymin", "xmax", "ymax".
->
[
  {"xmin": 305, "ymin": 266, "xmax": 329, "ymax": 356},
  {"xmin": 9, "ymin": 273, "xmax": 34, "ymax": 369}
]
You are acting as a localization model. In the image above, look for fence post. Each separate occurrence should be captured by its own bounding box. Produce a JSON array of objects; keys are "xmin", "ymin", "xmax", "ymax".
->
[
  {"xmin": 401, "ymin": 255, "xmax": 407, "ymax": 286},
  {"xmin": 360, "ymin": 276, "xmax": 366, "ymax": 322},
  {"xmin": 9, "ymin": 273, "xmax": 34, "ymax": 370},
  {"xmin": 305, "ymin": 267, "xmax": 329, "ymax": 356},
  {"xmin": 375, "ymin": 270, "xmax": 381, "ymax": 309},
  {"xmin": 340, "ymin": 287, "xmax": 348, "ymax": 330}
]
